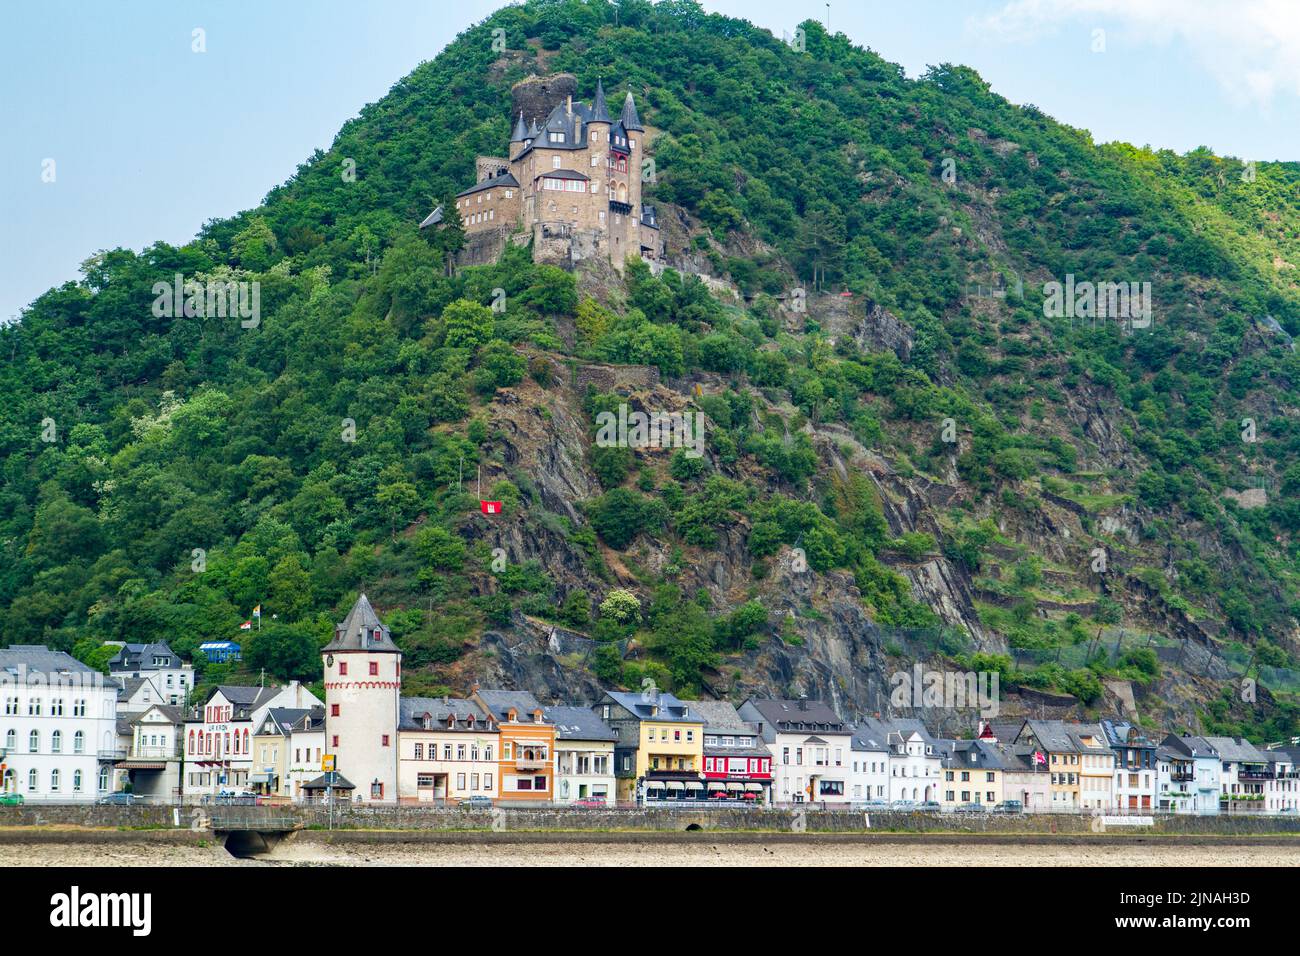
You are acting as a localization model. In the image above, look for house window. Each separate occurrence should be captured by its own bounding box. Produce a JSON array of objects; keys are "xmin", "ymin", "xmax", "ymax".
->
[
  {"xmin": 485, "ymin": 773, "xmax": 494, "ymax": 789},
  {"xmin": 382, "ymin": 735, "xmax": 390, "ymax": 747},
  {"xmin": 51, "ymin": 730, "xmax": 61, "ymax": 753},
  {"xmin": 73, "ymin": 770, "xmax": 82, "ymax": 792},
  {"xmin": 3, "ymin": 730, "xmax": 11, "ymax": 750},
  {"xmin": 552, "ymin": 156, "xmax": 561, "ymax": 169},
  {"xmin": 331, "ymin": 704, "xmax": 340, "ymax": 717},
  {"xmin": 414, "ymin": 743, "xmax": 423, "ymax": 760},
  {"xmin": 50, "ymin": 770, "xmax": 60, "ymax": 792},
  {"xmin": 369, "ymin": 662, "xmax": 378, "ymax": 676},
  {"xmin": 28, "ymin": 769, "xmax": 38, "ymax": 791},
  {"xmin": 332, "ymin": 735, "xmax": 339, "ymax": 747},
  {"xmin": 339, "ymin": 662, "xmax": 347, "ymax": 676},
  {"xmin": 28, "ymin": 699, "xmax": 40, "ymax": 716},
  {"xmin": 28, "ymin": 730, "xmax": 38, "ymax": 753}
]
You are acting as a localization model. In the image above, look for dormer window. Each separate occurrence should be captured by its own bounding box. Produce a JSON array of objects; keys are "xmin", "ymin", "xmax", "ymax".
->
[{"xmin": 548, "ymin": 132, "xmax": 564, "ymax": 143}]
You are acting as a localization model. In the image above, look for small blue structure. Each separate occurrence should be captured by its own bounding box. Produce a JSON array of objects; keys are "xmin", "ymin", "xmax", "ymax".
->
[{"xmin": 199, "ymin": 641, "xmax": 242, "ymax": 664}]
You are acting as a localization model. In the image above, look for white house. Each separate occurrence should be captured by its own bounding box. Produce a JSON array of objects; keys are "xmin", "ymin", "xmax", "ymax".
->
[
  {"xmin": 849, "ymin": 722, "xmax": 890, "ymax": 804},
  {"xmin": 859, "ymin": 717, "xmax": 943, "ymax": 804},
  {"xmin": 397, "ymin": 697, "xmax": 499, "ymax": 804},
  {"xmin": 1205, "ymin": 736, "xmax": 1271, "ymax": 813},
  {"xmin": 545, "ymin": 705, "xmax": 617, "ymax": 805},
  {"xmin": 0, "ymin": 645, "xmax": 121, "ymax": 803},
  {"xmin": 1265, "ymin": 748, "xmax": 1299, "ymax": 814},
  {"xmin": 118, "ymin": 704, "xmax": 184, "ymax": 801},
  {"xmin": 182, "ymin": 681, "xmax": 320, "ymax": 800},
  {"xmin": 113, "ymin": 676, "xmax": 168, "ymax": 716},
  {"xmin": 107, "ymin": 642, "xmax": 194, "ymax": 707},
  {"xmin": 738, "ymin": 698, "xmax": 852, "ymax": 805},
  {"xmin": 1156, "ymin": 734, "xmax": 1220, "ymax": 814}
]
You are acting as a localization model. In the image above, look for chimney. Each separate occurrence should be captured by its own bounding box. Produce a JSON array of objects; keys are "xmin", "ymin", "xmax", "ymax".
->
[
  {"xmin": 798, "ymin": 695, "xmax": 808, "ymax": 712},
  {"xmin": 566, "ymin": 93, "xmax": 572, "ymax": 116}
]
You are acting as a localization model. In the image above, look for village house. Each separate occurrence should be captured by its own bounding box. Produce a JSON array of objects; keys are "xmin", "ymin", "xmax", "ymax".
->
[
  {"xmin": 397, "ymin": 696, "xmax": 499, "ymax": 804},
  {"xmin": 117, "ymin": 704, "xmax": 184, "ymax": 801},
  {"xmin": 689, "ymin": 700, "xmax": 773, "ymax": 805},
  {"xmin": 426, "ymin": 75, "xmax": 661, "ymax": 270},
  {"xmin": 870, "ymin": 717, "xmax": 944, "ymax": 804},
  {"xmin": 1011, "ymin": 720, "xmax": 1114, "ymax": 810},
  {"xmin": 251, "ymin": 706, "xmax": 326, "ymax": 801},
  {"xmin": 936, "ymin": 738, "xmax": 1006, "ymax": 808},
  {"xmin": 0, "ymin": 645, "xmax": 121, "ymax": 803},
  {"xmin": 849, "ymin": 721, "xmax": 890, "ymax": 804},
  {"xmin": 182, "ymin": 682, "xmax": 320, "ymax": 800},
  {"xmin": 1265, "ymin": 747, "xmax": 1300, "ymax": 813},
  {"xmin": 106, "ymin": 641, "xmax": 193, "ymax": 707},
  {"xmin": 321, "ymin": 594, "xmax": 402, "ymax": 804},
  {"xmin": 1155, "ymin": 734, "xmax": 1220, "ymax": 814},
  {"xmin": 598, "ymin": 689, "xmax": 704, "ymax": 804},
  {"xmin": 740, "ymin": 698, "xmax": 852, "ymax": 805},
  {"xmin": 1101, "ymin": 719, "xmax": 1158, "ymax": 811},
  {"xmin": 472, "ymin": 687, "xmax": 555, "ymax": 803},
  {"xmin": 113, "ymin": 676, "xmax": 168, "ymax": 716},
  {"xmin": 544, "ymin": 704, "xmax": 617, "ymax": 805},
  {"xmin": 1205, "ymin": 736, "xmax": 1272, "ymax": 812}
]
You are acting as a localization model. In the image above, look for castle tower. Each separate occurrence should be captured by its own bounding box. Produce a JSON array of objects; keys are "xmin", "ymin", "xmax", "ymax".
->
[
  {"xmin": 322, "ymin": 594, "xmax": 401, "ymax": 803},
  {"xmin": 509, "ymin": 111, "xmax": 529, "ymax": 161}
]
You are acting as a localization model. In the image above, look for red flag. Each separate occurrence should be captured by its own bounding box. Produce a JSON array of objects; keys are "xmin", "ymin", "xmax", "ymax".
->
[
  {"xmin": 480, "ymin": 500, "xmax": 502, "ymax": 515},
  {"xmin": 239, "ymin": 621, "xmax": 252, "ymax": 631}
]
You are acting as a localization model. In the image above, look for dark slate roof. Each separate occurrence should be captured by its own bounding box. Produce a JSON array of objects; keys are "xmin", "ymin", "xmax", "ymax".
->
[
  {"xmin": 742, "ymin": 698, "xmax": 849, "ymax": 735},
  {"xmin": 620, "ymin": 90, "xmax": 644, "ymax": 131},
  {"xmin": 322, "ymin": 594, "xmax": 399, "ymax": 654},
  {"xmin": 1159, "ymin": 734, "xmax": 1220, "ymax": 759},
  {"xmin": 455, "ymin": 170, "xmax": 519, "ymax": 199},
  {"xmin": 604, "ymin": 691, "xmax": 700, "ymax": 724},
  {"xmin": 0, "ymin": 645, "xmax": 102, "ymax": 681},
  {"xmin": 980, "ymin": 718, "xmax": 1027, "ymax": 744},
  {"xmin": 400, "ymin": 696, "xmax": 494, "ymax": 732},
  {"xmin": 591, "ymin": 78, "xmax": 611, "ymax": 123},
  {"xmin": 107, "ymin": 641, "xmax": 183, "ymax": 672},
  {"xmin": 302, "ymin": 773, "xmax": 354, "ymax": 791},
  {"xmin": 510, "ymin": 111, "xmax": 530, "ymax": 142},
  {"xmin": 117, "ymin": 676, "xmax": 160, "ymax": 700},
  {"xmin": 537, "ymin": 168, "xmax": 590, "ymax": 181},
  {"xmin": 543, "ymin": 705, "xmax": 618, "ymax": 742},
  {"xmin": 475, "ymin": 689, "xmax": 547, "ymax": 723},
  {"xmin": 850, "ymin": 722, "xmax": 889, "ymax": 752},
  {"xmin": 937, "ymin": 738, "xmax": 1011, "ymax": 771},
  {"xmin": 257, "ymin": 707, "xmax": 324, "ymax": 736},
  {"xmin": 131, "ymin": 704, "xmax": 184, "ymax": 726},
  {"xmin": 1204, "ymin": 736, "xmax": 1270, "ymax": 764},
  {"xmin": 1100, "ymin": 718, "xmax": 1155, "ymax": 749}
]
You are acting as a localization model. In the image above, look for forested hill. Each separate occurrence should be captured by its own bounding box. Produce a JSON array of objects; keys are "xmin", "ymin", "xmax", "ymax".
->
[{"xmin": 4, "ymin": 0, "xmax": 1300, "ymax": 740}]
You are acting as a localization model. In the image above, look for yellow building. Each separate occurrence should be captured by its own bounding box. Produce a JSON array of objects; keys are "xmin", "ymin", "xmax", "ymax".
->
[
  {"xmin": 1016, "ymin": 720, "xmax": 1115, "ymax": 810},
  {"xmin": 938, "ymin": 739, "xmax": 1006, "ymax": 808},
  {"xmin": 596, "ymin": 690, "xmax": 704, "ymax": 804}
]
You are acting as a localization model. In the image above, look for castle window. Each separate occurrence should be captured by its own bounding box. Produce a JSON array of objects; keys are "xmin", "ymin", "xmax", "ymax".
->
[
  {"xmin": 548, "ymin": 132, "xmax": 564, "ymax": 143},
  {"xmin": 552, "ymin": 156, "xmax": 561, "ymax": 169},
  {"xmin": 339, "ymin": 661, "xmax": 347, "ymax": 675},
  {"xmin": 489, "ymin": 209, "xmax": 495, "ymax": 219},
  {"xmin": 599, "ymin": 211, "xmax": 605, "ymax": 224},
  {"xmin": 505, "ymin": 189, "xmax": 513, "ymax": 198},
  {"xmin": 590, "ymin": 183, "xmax": 598, "ymax": 193},
  {"xmin": 630, "ymin": 139, "xmax": 636, "ymax": 149},
  {"xmin": 369, "ymin": 661, "xmax": 378, "ymax": 676}
]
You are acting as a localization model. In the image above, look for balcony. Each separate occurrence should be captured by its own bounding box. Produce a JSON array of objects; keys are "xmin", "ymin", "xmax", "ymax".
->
[
  {"xmin": 515, "ymin": 756, "xmax": 549, "ymax": 771},
  {"xmin": 1238, "ymin": 770, "xmax": 1274, "ymax": 781},
  {"xmin": 1170, "ymin": 771, "xmax": 1194, "ymax": 783},
  {"xmin": 130, "ymin": 745, "xmax": 180, "ymax": 760},
  {"xmin": 608, "ymin": 200, "xmax": 633, "ymax": 216}
]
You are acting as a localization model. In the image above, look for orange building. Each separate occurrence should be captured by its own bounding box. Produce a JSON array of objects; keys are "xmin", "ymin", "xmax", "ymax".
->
[{"xmin": 471, "ymin": 687, "xmax": 555, "ymax": 802}]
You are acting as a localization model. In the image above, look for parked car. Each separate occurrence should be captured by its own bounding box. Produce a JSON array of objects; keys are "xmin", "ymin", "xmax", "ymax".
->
[
  {"xmin": 993, "ymin": 800, "xmax": 1024, "ymax": 814},
  {"xmin": 955, "ymin": 802, "xmax": 987, "ymax": 813},
  {"xmin": 890, "ymin": 800, "xmax": 916, "ymax": 810},
  {"xmin": 97, "ymin": 792, "xmax": 142, "ymax": 805},
  {"xmin": 460, "ymin": 795, "xmax": 494, "ymax": 809},
  {"xmin": 0, "ymin": 792, "xmax": 24, "ymax": 806},
  {"xmin": 570, "ymin": 798, "xmax": 608, "ymax": 808},
  {"xmin": 918, "ymin": 800, "xmax": 942, "ymax": 811}
]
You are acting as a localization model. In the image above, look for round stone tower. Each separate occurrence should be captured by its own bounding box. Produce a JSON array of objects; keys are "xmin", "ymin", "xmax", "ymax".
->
[{"xmin": 322, "ymin": 594, "xmax": 401, "ymax": 803}]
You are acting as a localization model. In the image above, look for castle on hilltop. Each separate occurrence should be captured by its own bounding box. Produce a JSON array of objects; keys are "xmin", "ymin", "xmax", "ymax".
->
[{"xmin": 423, "ymin": 74, "xmax": 662, "ymax": 271}]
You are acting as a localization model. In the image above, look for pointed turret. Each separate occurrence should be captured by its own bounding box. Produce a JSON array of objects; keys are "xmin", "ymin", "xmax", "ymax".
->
[
  {"xmin": 620, "ymin": 90, "xmax": 643, "ymax": 131},
  {"xmin": 324, "ymin": 593, "xmax": 399, "ymax": 653},
  {"xmin": 510, "ymin": 110, "xmax": 529, "ymax": 142},
  {"xmin": 591, "ymin": 78, "xmax": 611, "ymax": 123}
]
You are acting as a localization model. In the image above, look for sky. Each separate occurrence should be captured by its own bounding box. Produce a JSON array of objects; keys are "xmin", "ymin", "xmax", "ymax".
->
[{"xmin": 2, "ymin": 0, "xmax": 1298, "ymax": 325}]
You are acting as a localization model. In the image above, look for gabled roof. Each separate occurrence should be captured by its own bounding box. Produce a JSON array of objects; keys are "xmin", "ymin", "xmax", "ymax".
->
[
  {"xmin": 604, "ymin": 691, "xmax": 700, "ymax": 724},
  {"xmin": 302, "ymin": 773, "xmax": 354, "ymax": 791},
  {"xmin": 399, "ymin": 696, "xmax": 494, "ymax": 732},
  {"xmin": 1203, "ymin": 736, "xmax": 1270, "ymax": 764},
  {"xmin": 130, "ymin": 704, "xmax": 184, "ymax": 726},
  {"xmin": 543, "ymin": 705, "xmax": 618, "ymax": 741},
  {"xmin": 1100, "ymin": 718, "xmax": 1155, "ymax": 749},
  {"xmin": 537, "ymin": 168, "xmax": 590, "ymax": 181},
  {"xmin": 742, "ymin": 698, "xmax": 849, "ymax": 735},
  {"xmin": 0, "ymin": 645, "xmax": 102, "ymax": 681},
  {"xmin": 322, "ymin": 594, "xmax": 399, "ymax": 654},
  {"xmin": 419, "ymin": 205, "xmax": 443, "ymax": 229},
  {"xmin": 687, "ymin": 700, "xmax": 752, "ymax": 734},
  {"xmin": 475, "ymin": 689, "xmax": 547, "ymax": 723},
  {"xmin": 850, "ymin": 722, "xmax": 889, "ymax": 753},
  {"xmin": 456, "ymin": 170, "xmax": 519, "ymax": 199},
  {"xmin": 936, "ymin": 738, "xmax": 1012, "ymax": 771},
  {"xmin": 256, "ymin": 707, "xmax": 324, "ymax": 737},
  {"xmin": 107, "ymin": 641, "xmax": 183, "ymax": 672}
]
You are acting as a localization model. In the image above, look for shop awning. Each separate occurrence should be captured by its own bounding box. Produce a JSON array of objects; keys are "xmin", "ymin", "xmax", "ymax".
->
[
  {"xmin": 726, "ymin": 782, "xmax": 743, "ymax": 791},
  {"xmin": 685, "ymin": 781, "xmax": 704, "ymax": 790},
  {"xmin": 666, "ymin": 781, "xmax": 685, "ymax": 790},
  {"xmin": 745, "ymin": 783, "xmax": 764, "ymax": 792},
  {"xmin": 645, "ymin": 781, "xmax": 665, "ymax": 790}
]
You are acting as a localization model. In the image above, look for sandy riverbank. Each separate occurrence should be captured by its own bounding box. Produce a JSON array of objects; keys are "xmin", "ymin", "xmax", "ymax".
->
[{"xmin": 3, "ymin": 837, "xmax": 1298, "ymax": 867}]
